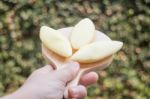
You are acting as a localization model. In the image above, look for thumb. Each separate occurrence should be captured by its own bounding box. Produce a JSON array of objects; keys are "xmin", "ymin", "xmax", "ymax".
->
[{"xmin": 54, "ymin": 62, "xmax": 80, "ymax": 83}]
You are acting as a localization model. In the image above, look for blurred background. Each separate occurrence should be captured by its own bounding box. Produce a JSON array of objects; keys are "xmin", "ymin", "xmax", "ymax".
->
[{"xmin": 0, "ymin": 0, "xmax": 150, "ymax": 99}]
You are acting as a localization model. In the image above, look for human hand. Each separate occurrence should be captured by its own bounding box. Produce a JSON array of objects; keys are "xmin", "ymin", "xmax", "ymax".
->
[{"xmin": 1, "ymin": 62, "xmax": 98, "ymax": 99}]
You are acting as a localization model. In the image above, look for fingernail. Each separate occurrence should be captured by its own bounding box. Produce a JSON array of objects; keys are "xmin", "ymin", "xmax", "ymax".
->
[
  {"xmin": 70, "ymin": 62, "xmax": 80, "ymax": 72},
  {"xmin": 70, "ymin": 87, "xmax": 79, "ymax": 97}
]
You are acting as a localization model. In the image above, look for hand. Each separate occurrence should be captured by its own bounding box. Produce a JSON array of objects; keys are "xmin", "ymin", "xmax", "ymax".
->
[{"xmin": 1, "ymin": 62, "xmax": 98, "ymax": 99}]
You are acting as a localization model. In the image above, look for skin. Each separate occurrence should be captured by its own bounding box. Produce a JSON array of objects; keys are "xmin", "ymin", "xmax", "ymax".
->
[{"xmin": 0, "ymin": 62, "xmax": 98, "ymax": 99}]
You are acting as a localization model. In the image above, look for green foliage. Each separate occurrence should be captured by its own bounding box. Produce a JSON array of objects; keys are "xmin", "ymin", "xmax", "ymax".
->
[{"xmin": 0, "ymin": 0, "xmax": 150, "ymax": 98}]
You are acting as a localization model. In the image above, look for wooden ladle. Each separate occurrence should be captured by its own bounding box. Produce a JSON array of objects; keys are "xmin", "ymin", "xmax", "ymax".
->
[{"xmin": 42, "ymin": 27, "xmax": 113, "ymax": 98}]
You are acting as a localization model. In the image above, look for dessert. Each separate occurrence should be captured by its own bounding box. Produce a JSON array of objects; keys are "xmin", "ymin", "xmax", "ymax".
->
[
  {"xmin": 70, "ymin": 18, "xmax": 95, "ymax": 50},
  {"xmin": 40, "ymin": 18, "xmax": 123, "ymax": 66}
]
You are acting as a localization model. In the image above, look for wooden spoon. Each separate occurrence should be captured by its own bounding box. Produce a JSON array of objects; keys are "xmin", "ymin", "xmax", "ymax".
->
[{"xmin": 42, "ymin": 27, "xmax": 113, "ymax": 98}]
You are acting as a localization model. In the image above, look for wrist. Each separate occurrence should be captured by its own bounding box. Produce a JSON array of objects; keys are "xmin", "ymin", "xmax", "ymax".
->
[{"xmin": 1, "ymin": 86, "xmax": 40, "ymax": 99}]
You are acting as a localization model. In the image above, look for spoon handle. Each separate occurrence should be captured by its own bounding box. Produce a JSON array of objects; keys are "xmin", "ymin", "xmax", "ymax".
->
[{"xmin": 64, "ymin": 69, "xmax": 85, "ymax": 98}]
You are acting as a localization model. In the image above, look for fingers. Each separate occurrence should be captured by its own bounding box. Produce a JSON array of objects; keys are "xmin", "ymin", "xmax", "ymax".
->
[
  {"xmin": 40, "ymin": 65, "xmax": 54, "ymax": 71},
  {"xmin": 68, "ymin": 85, "xmax": 87, "ymax": 99},
  {"xmin": 80, "ymin": 72, "xmax": 98, "ymax": 86},
  {"xmin": 33, "ymin": 65, "xmax": 54, "ymax": 74},
  {"xmin": 67, "ymin": 72, "xmax": 98, "ymax": 99},
  {"xmin": 55, "ymin": 62, "xmax": 80, "ymax": 83}
]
